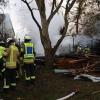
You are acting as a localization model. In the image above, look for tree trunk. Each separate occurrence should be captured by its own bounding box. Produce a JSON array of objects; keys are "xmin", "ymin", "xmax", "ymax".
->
[
  {"xmin": 42, "ymin": 32, "xmax": 54, "ymax": 68},
  {"xmin": 45, "ymin": 48, "xmax": 54, "ymax": 68},
  {"xmin": 22, "ymin": 0, "xmax": 77, "ymax": 68},
  {"xmin": 76, "ymin": 18, "xmax": 79, "ymax": 34},
  {"xmin": 40, "ymin": 19, "xmax": 54, "ymax": 68}
]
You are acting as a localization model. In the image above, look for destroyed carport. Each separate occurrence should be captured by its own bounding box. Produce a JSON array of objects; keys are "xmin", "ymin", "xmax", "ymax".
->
[
  {"xmin": 53, "ymin": 53, "xmax": 100, "ymax": 82},
  {"xmin": 35, "ymin": 53, "xmax": 100, "ymax": 74}
]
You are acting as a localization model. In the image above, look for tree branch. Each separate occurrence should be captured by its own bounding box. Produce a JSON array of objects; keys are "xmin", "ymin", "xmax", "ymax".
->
[
  {"xmin": 66, "ymin": 0, "xmax": 70, "ymax": 6},
  {"xmin": 21, "ymin": 0, "xmax": 26, "ymax": 2},
  {"xmin": 21, "ymin": 0, "xmax": 42, "ymax": 32},
  {"xmin": 52, "ymin": 0, "xmax": 77, "ymax": 55},
  {"xmin": 47, "ymin": 0, "xmax": 63, "ymax": 25},
  {"xmin": 50, "ymin": 0, "xmax": 56, "ymax": 15},
  {"xmin": 66, "ymin": 0, "xmax": 77, "ymax": 15},
  {"xmin": 53, "ymin": 19, "xmax": 69, "ymax": 55},
  {"xmin": 28, "ymin": 0, "xmax": 33, "ymax": 4},
  {"xmin": 31, "ymin": 8, "xmax": 38, "ymax": 10}
]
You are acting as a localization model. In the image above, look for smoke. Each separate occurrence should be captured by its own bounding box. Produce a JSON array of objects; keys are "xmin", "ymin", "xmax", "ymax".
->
[{"xmin": 4, "ymin": 0, "xmax": 100, "ymax": 56}]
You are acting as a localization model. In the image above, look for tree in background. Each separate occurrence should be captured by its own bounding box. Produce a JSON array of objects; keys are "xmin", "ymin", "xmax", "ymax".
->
[
  {"xmin": 80, "ymin": 0, "xmax": 100, "ymax": 36},
  {"xmin": 75, "ymin": 0, "xmax": 86, "ymax": 34},
  {"xmin": 21, "ymin": 0, "xmax": 77, "ymax": 67},
  {"xmin": 20, "ymin": 0, "xmax": 99, "ymax": 67},
  {"xmin": 0, "ymin": 0, "xmax": 8, "ymax": 6}
]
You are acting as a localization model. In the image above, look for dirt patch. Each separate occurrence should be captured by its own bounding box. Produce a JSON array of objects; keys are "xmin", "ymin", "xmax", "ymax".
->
[{"xmin": 0, "ymin": 66, "xmax": 100, "ymax": 100}]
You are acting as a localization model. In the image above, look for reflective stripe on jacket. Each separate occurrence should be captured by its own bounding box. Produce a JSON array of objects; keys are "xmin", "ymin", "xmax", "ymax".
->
[{"xmin": 6, "ymin": 44, "xmax": 19, "ymax": 69}]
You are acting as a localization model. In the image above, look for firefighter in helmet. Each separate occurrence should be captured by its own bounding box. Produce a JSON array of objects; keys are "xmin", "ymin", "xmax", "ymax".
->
[
  {"xmin": 3, "ymin": 38, "xmax": 19, "ymax": 91},
  {"xmin": 76, "ymin": 44, "xmax": 83, "ymax": 55},
  {"xmin": 21, "ymin": 35, "xmax": 36, "ymax": 86},
  {"xmin": 83, "ymin": 45, "xmax": 91, "ymax": 56}
]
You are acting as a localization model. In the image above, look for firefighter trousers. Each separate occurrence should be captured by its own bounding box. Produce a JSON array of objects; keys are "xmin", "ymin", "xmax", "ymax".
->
[
  {"xmin": 3, "ymin": 68, "xmax": 16, "ymax": 89},
  {"xmin": 24, "ymin": 63, "xmax": 35, "ymax": 81}
]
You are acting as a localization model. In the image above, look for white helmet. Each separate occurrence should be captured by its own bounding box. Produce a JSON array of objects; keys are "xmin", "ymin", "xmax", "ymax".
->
[
  {"xmin": 85, "ymin": 45, "xmax": 88, "ymax": 48},
  {"xmin": 24, "ymin": 35, "xmax": 31, "ymax": 40},
  {"xmin": 7, "ymin": 38, "xmax": 15, "ymax": 43},
  {"xmin": 78, "ymin": 45, "xmax": 81, "ymax": 47}
]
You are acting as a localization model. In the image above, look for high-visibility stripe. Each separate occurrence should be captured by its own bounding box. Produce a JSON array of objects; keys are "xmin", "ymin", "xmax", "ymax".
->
[
  {"xmin": 4, "ymin": 78, "xmax": 6, "ymax": 87},
  {"xmin": 1, "ymin": 68, "xmax": 5, "ymax": 72},
  {"xmin": 3, "ymin": 62, "xmax": 6, "ymax": 66},
  {"xmin": 25, "ymin": 77, "xmax": 30, "ymax": 80},
  {"xmin": 10, "ymin": 46, "xmax": 14, "ymax": 62},
  {"xmin": 24, "ymin": 54, "xmax": 34, "ymax": 58},
  {"xmin": 11, "ymin": 83, "xmax": 16, "ymax": 86},
  {"xmin": 16, "ymin": 72, "xmax": 19, "ymax": 78},
  {"xmin": 16, "ymin": 75, "xmax": 19, "ymax": 78},
  {"xmin": 3, "ymin": 85, "xmax": 10, "ymax": 89},
  {"xmin": 3, "ymin": 78, "xmax": 10, "ymax": 89},
  {"xmin": 24, "ymin": 59, "xmax": 34, "ymax": 63},
  {"xmin": 31, "ymin": 76, "xmax": 35, "ymax": 79},
  {"xmin": 24, "ymin": 71, "xmax": 31, "ymax": 80},
  {"xmin": 6, "ymin": 62, "xmax": 16, "ymax": 67},
  {"xmin": 6, "ymin": 45, "xmax": 17, "ymax": 67}
]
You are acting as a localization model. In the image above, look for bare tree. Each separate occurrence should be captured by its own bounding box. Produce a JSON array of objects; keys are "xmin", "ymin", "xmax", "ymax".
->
[
  {"xmin": 21, "ymin": 0, "xmax": 77, "ymax": 67},
  {"xmin": 96, "ymin": 0, "xmax": 100, "ymax": 8},
  {"xmin": 0, "ymin": 0, "xmax": 8, "ymax": 6},
  {"xmin": 78, "ymin": 0, "xmax": 99, "ymax": 36},
  {"xmin": 75, "ymin": 0, "xmax": 86, "ymax": 34},
  {"xmin": 69, "ymin": 0, "xmax": 99, "ymax": 36}
]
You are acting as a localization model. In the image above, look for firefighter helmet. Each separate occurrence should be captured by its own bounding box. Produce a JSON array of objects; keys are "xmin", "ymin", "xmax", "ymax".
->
[
  {"xmin": 24, "ymin": 35, "xmax": 31, "ymax": 40},
  {"xmin": 7, "ymin": 38, "xmax": 15, "ymax": 44},
  {"xmin": 7, "ymin": 38, "xmax": 12, "ymax": 43}
]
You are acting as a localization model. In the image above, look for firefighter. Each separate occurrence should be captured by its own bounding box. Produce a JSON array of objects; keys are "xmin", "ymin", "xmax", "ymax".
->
[
  {"xmin": 21, "ymin": 35, "xmax": 36, "ymax": 86},
  {"xmin": 0, "ymin": 41, "xmax": 6, "ymax": 79},
  {"xmin": 3, "ymin": 38, "xmax": 19, "ymax": 91},
  {"xmin": 76, "ymin": 44, "xmax": 83, "ymax": 55},
  {"xmin": 83, "ymin": 45, "xmax": 91, "ymax": 56}
]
